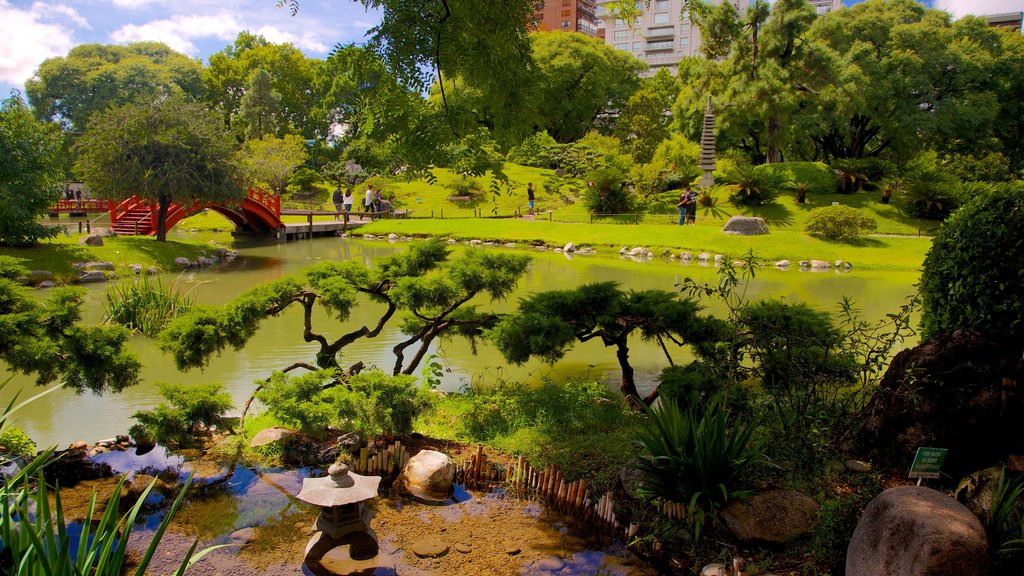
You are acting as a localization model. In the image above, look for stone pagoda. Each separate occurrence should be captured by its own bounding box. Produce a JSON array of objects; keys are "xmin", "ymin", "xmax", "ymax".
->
[{"xmin": 698, "ymin": 96, "xmax": 717, "ymax": 187}]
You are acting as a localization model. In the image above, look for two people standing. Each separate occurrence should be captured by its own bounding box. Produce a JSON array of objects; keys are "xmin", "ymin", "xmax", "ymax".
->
[
  {"xmin": 333, "ymin": 187, "xmax": 354, "ymax": 223},
  {"xmin": 677, "ymin": 185, "xmax": 698, "ymax": 225}
]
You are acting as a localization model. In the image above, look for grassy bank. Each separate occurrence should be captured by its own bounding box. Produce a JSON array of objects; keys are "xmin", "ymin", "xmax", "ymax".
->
[{"xmin": 0, "ymin": 234, "xmax": 231, "ymax": 282}]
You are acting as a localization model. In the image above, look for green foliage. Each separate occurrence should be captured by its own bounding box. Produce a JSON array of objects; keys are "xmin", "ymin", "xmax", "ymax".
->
[
  {"xmin": 0, "ymin": 425, "xmax": 36, "ymax": 458},
  {"xmin": 720, "ymin": 164, "xmax": 784, "ymax": 206},
  {"xmin": 804, "ymin": 205, "xmax": 878, "ymax": 242},
  {"xmin": 0, "ymin": 256, "xmax": 28, "ymax": 280},
  {"xmin": 235, "ymin": 67, "xmax": 283, "ymax": 140},
  {"xmin": 757, "ymin": 162, "xmax": 835, "ymax": 195},
  {"xmin": 445, "ymin": 128, "xmax": 506, "ymax": 177},
  {"xmin": 988, "ymin": 467, "xmax": 1024, "ymax": 571},
  {"xmin": 0, "ymin": 95, "xmax": 64, "ymax": 246},
  {"xmin": 238, "ymin": 134, "xmax": 310, "ymax": 195},
  {"xmin": 634, "ymin": 397, "xmax": 762, "ymax": 542},
  {"xmin": 256, "ymin": 369, "xmax": 430, "ymax": 439},
  {"xmin": 286, "ymin": 167, "xmax": 322, "ymax": 198},
  {"xmin": 584, "ymin": 167, "xmax": 633, "ymax": 214},
  {"xmin": 902, "ymin": 167, "xmax": 961, "ymax": 220},
  {"xmin": 0, "ymin": 279, "xmax": 140, "ymax": 393},
  {"xmin": 506, "ymin": 131, "xmax": 558, "ymax": 167},
  {"xmin": 104, "ymin": 274, "xmax": 197, "ymax": 336},
  {"xmin": 131, "ymin": 383, "xmax": 233, "ymax": 448},
  {"xmin": 445, "ymin": 174, "xmax": 485, "ymax": 198},
  {"xmin": 920, "ymin": 183, "xmax": 1024, "ymax": 342},
  {"xmin": 942, "ymin": 151, "xmax": 1014, "ymax": 183}
]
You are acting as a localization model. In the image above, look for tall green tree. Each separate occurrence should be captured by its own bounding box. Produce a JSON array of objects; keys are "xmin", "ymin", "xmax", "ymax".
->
[
  {"xmin": 488, "ymin": 282, "xmax": 724, "ymax": 407},
  {"xmin": 204, "ymin": 32, "xmax": 317, "ymax": 138},
  {"xmin": 25, "ymin": 42, "xmax": 203, "ymax": 132},
  {"xmin": 238, "ymin": 134, "xmax": 310, "ymax": 195},
  {"xmin": 0, "ymin": 95, "xmax": 65, "ymax": 246},
  {"xmin": 616, "ymin": 69, "xmax": 680, "ymax": 163},
  {"xmin": 75, "ymin": 97, "xmax": 243, "ymax": 242},
  {"xmin": 235, "ymin": 68, "xmax": 283, "ymax": 140}
]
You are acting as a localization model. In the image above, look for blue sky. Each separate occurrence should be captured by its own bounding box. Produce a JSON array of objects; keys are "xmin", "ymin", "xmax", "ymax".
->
[{"xmin": 0, "ymin": 0, "xmax": 1019, "ymax": 98}]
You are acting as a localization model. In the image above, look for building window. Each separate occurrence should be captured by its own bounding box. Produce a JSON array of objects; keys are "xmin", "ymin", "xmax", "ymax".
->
[
  {"xmin": 563, "ymin": 20, "xmax": 570, "ymax": 27},
  {"xmin": 614, "ymin": 43, "xmax": 629, "ymax": 50},
  {"xmin": 816, "ymin": 5, "xmax": 828, "ymax": 14},
  {"xmin": 614, "ymin": 30, "xmax": 628, "ymax": 40},
  {"xmin": 615, "ymin": 18, "xmax": 627, "ymax": 28},
  {"xmin": 562, "ymin": 9, "xmax": 571, "ymax": 17},
  {"xmin": 633, "ymin": 41, "xmax": 643, "ymax": 51},
  {"xmin": 647, "ymin": 40, "xmax": 673, "ymax": 50},
  {"xmin": 680, "ymin": 37, "xmax": 689, "ymax": 47},
  {"xmin": 654, "ymin": 0, "xmax": 669, "ymax": 10},
  {"xmin": 653, "ymin": 12, "xmax": 670, "ymax": 24}
]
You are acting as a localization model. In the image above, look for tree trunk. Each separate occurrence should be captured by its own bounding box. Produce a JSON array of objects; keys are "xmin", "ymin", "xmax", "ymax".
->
[
  {"xmin": 615, "ymin": 340, "xmax": 647, "ymax": 406},
  {"xmin": 156, "ymin": 193, "xmax": 171, "ymax": 242}
]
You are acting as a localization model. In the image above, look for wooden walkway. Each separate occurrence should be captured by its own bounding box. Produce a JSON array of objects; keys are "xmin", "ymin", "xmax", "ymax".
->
[{"xmin": 280, "ymin": 209, "xmax": 409, "ymax": 239}]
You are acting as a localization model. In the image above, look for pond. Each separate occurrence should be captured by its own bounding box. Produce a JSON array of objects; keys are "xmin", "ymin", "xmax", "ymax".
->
[{"xmin": 2, "ymin": 231, "xmax": 920, "ymax": 448}]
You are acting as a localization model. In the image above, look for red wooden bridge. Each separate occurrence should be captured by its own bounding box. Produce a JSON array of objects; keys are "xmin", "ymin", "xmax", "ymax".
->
[{"xmin": 109, "ymin": 188, "xmax": 283, "ymax": 236}]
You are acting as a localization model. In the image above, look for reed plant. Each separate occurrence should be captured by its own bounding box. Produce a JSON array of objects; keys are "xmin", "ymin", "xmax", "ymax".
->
[
  {"xmin": 989, "ymin": 466, "xmax": 1024, "ymax": 571},
  {"xmin": 104, "ymin": 274, "xmax": 198, "ymax": 336}
]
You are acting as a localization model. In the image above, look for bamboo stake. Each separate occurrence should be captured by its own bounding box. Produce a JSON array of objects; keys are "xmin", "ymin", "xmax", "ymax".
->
[{"xmin": 359, "ymin": 448, "xmax": 368, "ymax": 474}]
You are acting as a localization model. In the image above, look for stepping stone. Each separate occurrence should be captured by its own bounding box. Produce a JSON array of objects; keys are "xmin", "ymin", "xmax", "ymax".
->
[
  {"xmin": 454, "ymin": 543, "xmax": 472, "ymax": 554},
  {"xmin": 412, "ymin": 537, "xmax": 448, "ymax": 558}
]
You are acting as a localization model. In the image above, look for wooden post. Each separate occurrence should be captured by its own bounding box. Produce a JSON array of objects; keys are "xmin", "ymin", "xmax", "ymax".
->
[
  {"xmin": 634, "ymin": 212, "xmax": 639, "ymax": 225},
  {"xmin": 359, "ymin": 447, "xmax": 368, "ymax": 473},
  {"xmin": 308, "ymin": 212, "xmax": 314, "ymax": 237},
  {"xmin": 78, "ymin": 222, "xmax": 83, "ymax": 234}
]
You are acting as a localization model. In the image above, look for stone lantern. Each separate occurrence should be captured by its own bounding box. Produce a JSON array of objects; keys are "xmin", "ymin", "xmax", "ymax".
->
[{"xmin": 296, "ymin": 462, "xmax": 382, "ymax": 575}]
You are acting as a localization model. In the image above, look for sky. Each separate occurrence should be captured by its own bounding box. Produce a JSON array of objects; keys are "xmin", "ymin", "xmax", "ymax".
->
[{"xmin": 1, "ymin": 0, "xmax": 1022, "ymax": 99}]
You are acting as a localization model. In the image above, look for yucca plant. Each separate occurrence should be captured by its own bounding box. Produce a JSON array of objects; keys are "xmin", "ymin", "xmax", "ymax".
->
[
  {"xmin": 901, "ymin": 168, "xmax": 961, "ymax": 220},
  {"xmin": 634, "ymin": 395, "xmax": 763, "ymax": 542},
  {"xmin": 104, "ymin": 274, "xmax": 198, "ymax": 336},
  {"xmin": 720, "ymin": 165, "xmax": 784, "ymax": 206}
]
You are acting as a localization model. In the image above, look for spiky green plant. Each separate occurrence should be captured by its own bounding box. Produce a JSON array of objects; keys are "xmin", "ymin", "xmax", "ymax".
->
[
  {"xmin": 989, "ymin": 466, "xmax": 1024, "ymax": 571},
  {"xmin": 104, "ymin": 274, "xmax": 198, "ymax": 336}
]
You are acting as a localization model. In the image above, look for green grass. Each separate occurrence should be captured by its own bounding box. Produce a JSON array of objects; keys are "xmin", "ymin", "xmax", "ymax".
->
[{"xmin": 0, "ymin": 234, "xmax": 230, "ymax": 282}]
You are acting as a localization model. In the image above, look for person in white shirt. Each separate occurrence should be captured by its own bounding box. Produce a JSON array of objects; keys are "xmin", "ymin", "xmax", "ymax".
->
[{"xmin": 363, "ymin": 185, "xmax": 374, "ymax": 220}]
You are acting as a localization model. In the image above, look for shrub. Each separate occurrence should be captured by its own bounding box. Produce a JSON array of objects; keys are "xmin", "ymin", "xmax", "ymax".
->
[
  {"xmin": 445, "ymin": 174, "xmax": 484, "ymax": 199},
  {"xmin": 507, "ymin": 131, "xmax": 558, "ymax": 167},
  {"xmin": 634, "ymin": 396, "xmax": 762, "ymax": 542},
  {"xmin": 0, "ymin": 255, "xmax": 27, "ymax": 280},
  {"xmin": 757, "ymin": 162, "xmax": 834, "ymax": 195},
  {"xmin": 105, "ymin": 274, "xmax": 197, "ymax": 336},
  {"xmin": 720, "ymin": 164, "xmax": 785, "ymax": 206},
  {"xmin": 0, "ymin": 425, "xmax": 36, "ymax": 458},
  {"xmin": 942, "ymin": 151, "xmax": 1013, "ymax": 183},
  {"xmin": 130, "ymin": 382, "xmax": 234, "ymax": 447},
  {"xmin": 286, "ymin": 166, "xmax": 322, "ymax": 198},
  {"xmin": 988, "ymin": 467, "xmax": 1024, "ymax": 571},
  {"xmin": 920, "ymin": 183, "xmax": 1024, "ymax": 342},
  {"xmin": 584, "ymin": 166, "xmax": 633, "ymax": 214},
  {"xmin": 804, "ymin": 205, "xmax": 878, "ymax": 242}
]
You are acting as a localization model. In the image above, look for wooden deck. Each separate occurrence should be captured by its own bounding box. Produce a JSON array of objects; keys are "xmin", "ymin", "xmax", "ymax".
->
[{"xmin": 279, "ymin": 209, "xmax": 410, "ymax": 239}]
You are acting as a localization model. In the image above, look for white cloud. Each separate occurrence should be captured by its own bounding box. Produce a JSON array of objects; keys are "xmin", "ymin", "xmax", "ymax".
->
[
  {"xmin": 253, "ymin": 25, "xmax": 329, "ymax": 53},
  {"xmin": 110, "ymin": 13, "xmax": 241, "ymax": 55},
  {"xmin": 111, "ymin": 0, "xmax": 163, "ymax": 7},
  {"xmin": 933, "ymin": 0, "xmax": 1023, "ymax": 17},
  {"xmin": 0, "ymin": 1, "xmax": 80, "ymax": 85}
]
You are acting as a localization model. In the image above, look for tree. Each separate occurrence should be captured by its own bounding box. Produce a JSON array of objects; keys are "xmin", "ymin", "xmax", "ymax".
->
[
  {"xmin": 75, "ymin": 97, "xmax": 243, "ymax": 242},
  {"xmin": 616, "ymin": 69, "xmax": 680, "ymax": 163},
  {"xmin": 159, "ymin": 239, "xmax": 532, "ymax": 377},
  {"xmin": 488, "ymin": 282, "xmax": 724, "ymax": 407},
  {"xmin": 0, "ymin": 279, "xmax": 140, "ymax": 393},
  {"xmin": 238, "ymin": 134, "xmax": 310, "ymax": 195},
  {"xmin": 0, "ymin": 94, "xmax": 64, "ymax": 246},
  {"xmin": 25, "ymin": 42, "xmax": 203, "ymax": 132},
  {"xmin": 204, "ymin": 32, "xmax": 317, "ymax": 138},
  {"xmin": 235, "ymin": 68, "xmax": 283, "ymax": 140}
]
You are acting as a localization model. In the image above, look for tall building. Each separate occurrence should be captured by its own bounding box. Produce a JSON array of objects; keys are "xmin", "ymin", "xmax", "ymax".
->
[
  {"xmin": 596, "ymin": 0, "xmax": 749, "ymax": 76},
  {"xmin": 984, "ymin": 12, "xmax": 1024, "ymax": 33},
  {"xmin": 807, "ymin": 0, "xmax": 841, "ymax": 16},
  {"xmin": 535, "ymin": 0, "xmax": 599, "ymax": 36}
]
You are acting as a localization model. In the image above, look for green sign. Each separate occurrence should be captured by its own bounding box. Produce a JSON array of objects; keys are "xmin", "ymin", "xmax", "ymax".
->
[{"xmin": 909, "ymin": 447, "xmax": 948, "ymax": 479}]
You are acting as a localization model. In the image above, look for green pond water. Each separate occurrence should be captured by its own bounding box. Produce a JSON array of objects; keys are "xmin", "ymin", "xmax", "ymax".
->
[{"xmin": 2, "ymin": 230, "xmax": 920, "ymax": 447}]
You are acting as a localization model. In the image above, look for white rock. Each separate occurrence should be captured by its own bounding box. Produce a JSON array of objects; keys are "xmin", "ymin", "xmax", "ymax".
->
[
  {"xmin": 698, "ymin": 253, "xmax": 710, "ymax": 261},
  {"xmin": 619, "ymin": 246, "xmax": 630, "ymax": 255},
  {"xmin": 563, "ymin": 242, "xmax": 575, "ymax": 253},
  {"xmin": 775, "ymin": 260, "xmax": 791, "ymax": 268}
]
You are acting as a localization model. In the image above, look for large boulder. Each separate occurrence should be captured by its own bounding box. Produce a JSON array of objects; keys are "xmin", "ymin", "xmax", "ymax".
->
[
  {"xmin": 719, "ymin": 489, "xmax": 819, "ymax": 544},
  {"xmin": 721, "ymin": 216, "xmax": 769, "ymax": 235},
  {"xmin": 846, "ymin": 486, "xmax": 989, "ymax": 576},
  {"xmin": 854, "ymin": 330, "xmax": 1024, "ymax": 478},
  {"xmin": 78, "ymin": 234, "xmax": 104, "ymax": 246},
  {"xmin": 395, "ymin": 449, "xmax": 454, "ymax": 503}
]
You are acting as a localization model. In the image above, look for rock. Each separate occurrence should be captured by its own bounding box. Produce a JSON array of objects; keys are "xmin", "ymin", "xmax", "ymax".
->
[
  {"xmin": 249, "ymin": 427, "xmax": 297, "ymax": 448},
  {"xmin": 0, "ymin": 459, "xmax": 22, "ymax": 481},
  {"xmin": 855, "ymin": 329, "xmax": 1024, "ymax": 478},
  {"xmin": 447, "ymin": 239, "xmax": 457, "ymax": 244},
  {"xmin": 629, "ymin": 247, "xmax": 643, "ymax": 256},
  {"xmin": 720, "ymin": 489, "xmax": 819, "ymax": 544},
  {"xmin": 835, "ymin": 260, "xmax": 844, "ymax": 268},
  {"xmin": 698, "ymin": 253, "xmax": 710, "ymax": 261},
  {"xmin": 454, "ymin": 542, "xmax": 473, "ymax": 554},
  {"xmin": 84, "ymin": 261, "xmax": 115, "ymax": 271},
  {"xmin": 37, "ymin": 281, "xmax": 54, "ymax": 288},
  {"xmin": 76, "ymin": 270, "xmax": 107, "ymax": 283},
  {"xmin": 196, "ymin": 256, "xmax": 217, "ymax": 267},
  {"xmin": 126, "ymin": 474, "xmax": 164, "ymax": 500},
  {"xmin": 811, "ymin": 259, "xmax": 831, "ymax": 269},
  {"xmin": 505, "ymin": 546, "xmax": 521, "ymax": 556},
  {"xmin": 337, "ymin": 431, "xmax": 363, "ymax": 452},
  {"xmin": 90, "ymin": 227, "xmax": 117, "ymax": 237},
  {"xmin": 174, "ymin": 257, "xmax": 193, "ymax": 269},
  {"xmin": 504, "ymin": 243, "xmax": 516, "ymax": 248},
  {"xmin": 563, "ymin": 242, "xmax": 576, "ymax": 253},
  {"xmin": 845, "ymin": 459, "xmax": 872, "ymax": 473},
  {"xmin": 775, "ymin": 260, "xmax": 790, "ymax": 268},
  {"xmin": 29, "ymin": 270, "xmax": 53, "ymax": 283},
  {"xmin": 411, "ymin": 537, "xmax": 448, "ymax": 558},
  {"xmin": 69, "ymin": 441, "xmax": 88, "ymax": 451},
  {"xmin": 537, "ymin": 557, "xmax": 564, "ymax": 571},
  {"xmin": 14, "ymin": 276, "xmax": 30, "ymax": 285},
  {"xmin": 129, "ymin": 264, "xmax": 142, "ymax": 274},
  {"xmin": 619, "ymin": 467, "xmax": 644, "ymax": 496},
  {"xmin": 388, "ymin": 233, "xmax": 399, "ymax": 240},
  {"xmin": 396, "ymin": 449, "xmax": 454, "ymax": 503},
  {"xmin": 955, "ymin": 466, "xmax": 1002, "ymax": 522},
  {"xmin": 798, "ymin": 260, "xmax": 811, "ymax": 267},
  {"xmin": 714, "ymin": 254, "xmax": 724, "ymax": 263},
  {"xmin": 662, "ymin": 248, "xmax": 674, "ymax": 257},
  {"xmin": 79, "ymin": 234, "xmax": 104, "ymax": 246},
  {"xmin": 721, "ymin": 216, "xmax": 769, "ymax": 235},
  {"xmin": 680, "ymin": 252, "xmax": 692, "ymax": 260},
  {"xmin": 619, "ymin": 246, "xmax": 629, "ymax": 255},
  {"xmin": 846, "ymin": 486, "xmax": 989, "ymax": 576},
  {"xmin": 145, "ymin": 267, "xmax": 160, "ymax": 276},
  {"xmin": 701, "ymin": 563, "xmax": 728, "ymax": 576},
  {"xmin": 469, "ymin": 239, "xmax": 482, "ymax": 245},
  {"xmin": 229, "ymin": 527, "xmax": 258, "ymax": 545}
]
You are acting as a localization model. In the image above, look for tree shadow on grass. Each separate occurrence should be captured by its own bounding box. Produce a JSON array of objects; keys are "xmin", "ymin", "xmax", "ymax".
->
[
  {"xmin": 742, "ymin": 202, "xmax": 795, "ymax": 228},
  {"xmin": 810, "ymin": 235, "xmax": 887, "ymax": 248}
]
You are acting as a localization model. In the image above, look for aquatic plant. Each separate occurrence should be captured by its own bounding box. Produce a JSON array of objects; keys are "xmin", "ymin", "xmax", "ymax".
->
[{"xmin": 104, "ymin": 273, "xmax": 198, "ymax": 336}]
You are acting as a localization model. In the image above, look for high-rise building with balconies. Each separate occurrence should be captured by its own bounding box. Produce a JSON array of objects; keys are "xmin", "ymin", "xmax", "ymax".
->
[
  {"xmin": 535, "ymin": 0, "xmax": 600, "ymax": 36},
  {"xmin": 807, "ymin": 0, "xmax": 841, "ymax": 16}
]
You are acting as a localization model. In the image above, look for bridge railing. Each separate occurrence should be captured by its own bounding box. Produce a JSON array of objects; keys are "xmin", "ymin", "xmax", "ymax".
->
[
  {"xmin": 247, "ymin": 187, "xmax": 280, "ymax": 217},
  {"xmin": 52, "ymin": 199, "xmax": 115, "ymax": 212}
]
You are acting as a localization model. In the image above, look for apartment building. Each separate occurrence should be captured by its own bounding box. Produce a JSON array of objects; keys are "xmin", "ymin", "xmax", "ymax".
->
[
  {"xmin": 535, "ymin": 0, "xmax": 600, "ymax": 36},
  {"xmin": 984, "ymin": 12, "xmax": 1024, "ymax": 32},
  {"xmin": 595, "ymin": 0, "xmax": 840, "ymax": 76}
]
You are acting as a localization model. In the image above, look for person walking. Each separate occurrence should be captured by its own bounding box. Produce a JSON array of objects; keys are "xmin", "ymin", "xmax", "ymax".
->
[
  {"xmin": 343, "ymin": 188, "xmax": 353, "ymax": 223},
  {"xmin": 332, "ymin": 187, "xmax": 344, "ymax": 221},
  {"xmin": 527, "ymin": 183, "xmax": 535, "ymax": 216},
  {"xmin": 363, "ymin": 185, "xmax": 374, "ymax": 220}
]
